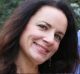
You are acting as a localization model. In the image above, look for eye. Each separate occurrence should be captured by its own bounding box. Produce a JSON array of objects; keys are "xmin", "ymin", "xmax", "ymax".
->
[
  {"xmin": 54, "ymin": 34, "xmax": 62, "ymax": 42},
  {"xmin": 37, "ymin": 24, "xmax": 48, "ymax": 30}
]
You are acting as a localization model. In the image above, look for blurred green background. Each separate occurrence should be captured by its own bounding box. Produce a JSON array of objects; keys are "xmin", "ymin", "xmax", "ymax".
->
[{"xmin": 0, "ymin": 0, "xmax": 80, "ymax": 30}]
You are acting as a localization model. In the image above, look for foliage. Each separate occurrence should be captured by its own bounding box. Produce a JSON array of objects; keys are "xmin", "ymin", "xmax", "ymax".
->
[
  {"xmin": 0, "ymin": 0, "xmax": 80, "ymax": 30},
  {"xmin": 69, "ymin": 0, "xmax": 80, "ymax": 30},
  {"xmin": 70, "ymin": 3, "xmax": 80, "ymax": 30},
  {"xmin": 0, "ymin": 0, "xmax": 24, "ymax": 26}
]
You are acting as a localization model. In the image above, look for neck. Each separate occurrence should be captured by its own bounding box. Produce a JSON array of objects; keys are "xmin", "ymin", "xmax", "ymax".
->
[{"xmin": 15, "ymin": 50, "xmax": 39, "ymax": 74}]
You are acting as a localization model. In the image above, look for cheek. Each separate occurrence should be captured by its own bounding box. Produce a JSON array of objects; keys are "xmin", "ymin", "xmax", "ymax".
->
[
  {"xmin": 55, "ymin": 43, "xmax": 60, "ymax": 52},
  {"xmin": 19, "ymin": 31, "xmax": 42, "ymax": 51},
  {"xmin": 19, "ymin": 35, "xmax": 31, "ymax": 52},
  {"xmin": 51, "ymin": 43, "xmax": 60, "ymax": 55}
]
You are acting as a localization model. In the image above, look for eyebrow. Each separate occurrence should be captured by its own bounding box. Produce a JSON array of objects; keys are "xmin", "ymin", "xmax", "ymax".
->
[
  {"xmin": 40, "ymin": 21, "xmax": 65, "ymax": 36},
  {"xmin": 40, "ymin": 21, "xmax": 51, "ymax": 28}
]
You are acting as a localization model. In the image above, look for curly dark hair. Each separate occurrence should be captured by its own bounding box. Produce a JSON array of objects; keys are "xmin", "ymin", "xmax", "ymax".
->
[{"xmin": 0, "ymin": 0, "xmax": 79, "ymax": 74}]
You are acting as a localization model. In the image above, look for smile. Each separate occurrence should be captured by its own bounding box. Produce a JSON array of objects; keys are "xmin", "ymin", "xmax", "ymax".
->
[{"xmin": 33, "ymin": 42, "xmax": 50, "ymax": 55}]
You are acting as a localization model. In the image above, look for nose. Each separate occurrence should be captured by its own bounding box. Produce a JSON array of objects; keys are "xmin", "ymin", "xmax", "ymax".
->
[{"xmin": 43, "ymin": 32, "xmax": 55, "ymax": 46}]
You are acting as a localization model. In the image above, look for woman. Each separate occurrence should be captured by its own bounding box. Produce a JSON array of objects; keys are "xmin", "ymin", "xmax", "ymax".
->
[{"xmin": 0, "ymin": 0, "xmax": 79, "ymax": 74}]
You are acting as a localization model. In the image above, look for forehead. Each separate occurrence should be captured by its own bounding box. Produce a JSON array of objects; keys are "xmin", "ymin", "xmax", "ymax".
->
[
  {"xmin": 28, "ymin": 6, "xmax": 67, "ymax": 34},
  {"xmin": 34, "ymin": 5, "xmax": 67, "ymax": 22}
]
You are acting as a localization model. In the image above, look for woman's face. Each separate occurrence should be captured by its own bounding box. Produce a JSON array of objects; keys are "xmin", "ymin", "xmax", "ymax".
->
[{"xmin": 19, "ymin": 6, "xmax": 68, "ymax": 65}]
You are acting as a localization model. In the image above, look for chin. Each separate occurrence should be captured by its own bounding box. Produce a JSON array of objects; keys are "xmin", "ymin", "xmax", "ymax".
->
[{"xmin": 35, "ymin": 59, "xmax": 46, "ymax": 65}]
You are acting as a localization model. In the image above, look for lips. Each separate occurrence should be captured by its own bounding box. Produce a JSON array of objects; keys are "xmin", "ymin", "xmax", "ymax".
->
[{"xmin": 33, "ymin": 42, "xmax": 50, "ymax": 55}]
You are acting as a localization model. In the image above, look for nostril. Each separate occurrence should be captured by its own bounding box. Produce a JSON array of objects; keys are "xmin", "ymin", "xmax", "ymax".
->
[
  {"xmin": 42, "ymin": 34, "xmax": 55, "ymax": 46},
  {"xmin": 43, "ymin": 39, "xmax": 54, "ymax": 47}
]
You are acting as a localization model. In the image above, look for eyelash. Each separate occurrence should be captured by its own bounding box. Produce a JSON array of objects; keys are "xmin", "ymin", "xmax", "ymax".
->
[
  {"xmin": 54, "ymin": 34, "xmax": 62, "ymax": 42},
  {"xmin": 37, "ymin": 24, "xmax": 48, "ymax": 30},
  {"xmin": 37, "ymin": 24, "xmax": 62, "ymax": 42}
]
